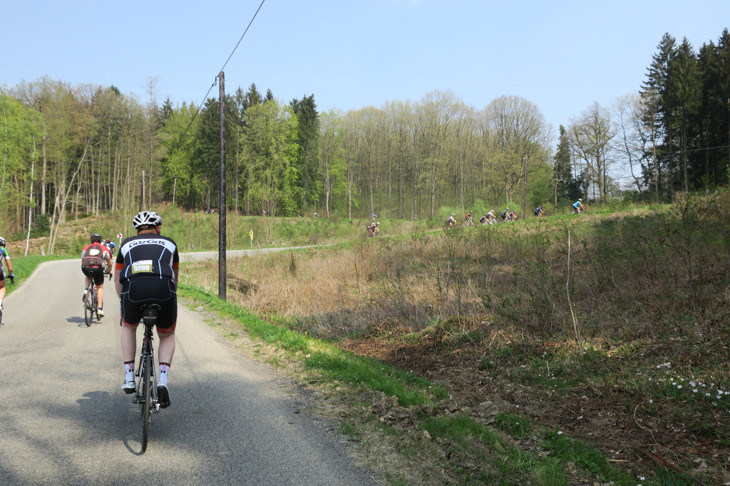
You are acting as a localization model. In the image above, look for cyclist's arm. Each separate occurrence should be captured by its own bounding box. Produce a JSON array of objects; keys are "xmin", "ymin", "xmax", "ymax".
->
[
  {"xmin": 4, "ymin": 253, "xmax": 13, "ymax": 275},
  {"xmin": 114, "ymin": 264, "xmax": 123, "ymax": 297}
]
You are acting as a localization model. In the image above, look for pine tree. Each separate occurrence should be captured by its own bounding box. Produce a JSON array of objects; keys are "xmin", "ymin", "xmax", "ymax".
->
[
  {"xmin": 640, "ymin": 33, "xmax": 676, "ymax": 200},
  {"xmin": 290, "ymin": 94, "xmax": 320, "ymax": 210},
  {"xmin": 553, "ymin": 125, "xmax": 579, "ymax": 202},
  {"xmin": 667, "ymin": 38, "xmax": 701, "ymax": 191}
]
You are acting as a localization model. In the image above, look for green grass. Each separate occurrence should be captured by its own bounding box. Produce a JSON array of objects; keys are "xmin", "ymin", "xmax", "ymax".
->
[
  {"xmin": 178, "ymin": 284, "xmax": 447, "ymax": 407},
  {"xmin": 543, "ymin": 429, "xmax": 638, "ymax": 485},
  {"xmin": 494, "ymin": 412, "xmax": 532, "ymax": 438}
]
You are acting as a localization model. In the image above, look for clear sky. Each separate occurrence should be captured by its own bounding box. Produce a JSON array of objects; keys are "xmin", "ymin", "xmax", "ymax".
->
[{"xmin": 2, "ymin": 0, "xmax": 728, "ymax": 131}]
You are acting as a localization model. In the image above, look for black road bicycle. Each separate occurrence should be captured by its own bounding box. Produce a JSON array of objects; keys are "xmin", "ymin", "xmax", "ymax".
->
[{"xmin": 133, "ymin": 304, "xmax": 162, "ymax": 453}]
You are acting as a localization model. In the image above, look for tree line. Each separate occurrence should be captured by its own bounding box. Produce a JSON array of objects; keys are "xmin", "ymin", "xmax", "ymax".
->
[{"xmin": 2, "ymin": 29, "xmax": 729, "ymax": 245}]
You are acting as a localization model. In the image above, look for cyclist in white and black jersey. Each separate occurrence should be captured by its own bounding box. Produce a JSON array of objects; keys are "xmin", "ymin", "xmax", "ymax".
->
[{"xmin": 115, "ymin": 210, "xmax": 179, "ymax": 408}]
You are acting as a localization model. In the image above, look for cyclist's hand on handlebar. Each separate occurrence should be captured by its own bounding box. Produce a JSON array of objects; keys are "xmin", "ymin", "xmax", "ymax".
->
[{"xmin": 9, "ymin": 274, "xmax": 14, "ymax": 284}]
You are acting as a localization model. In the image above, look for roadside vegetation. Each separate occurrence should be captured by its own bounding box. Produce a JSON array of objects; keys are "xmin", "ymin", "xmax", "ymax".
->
[
  {"xmin": 178, "ymin": 192, "xmax": 730, "ymax": 485},
  {"xmin": 6, "ymin": 204, "xmax": 426, "ymax": 257},
  {"xmin": 4, "ymin": 193, "xmax": 728, "ymax": 484}
]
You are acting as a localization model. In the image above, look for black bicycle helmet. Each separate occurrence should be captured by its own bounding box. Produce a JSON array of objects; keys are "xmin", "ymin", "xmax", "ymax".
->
[
  {"xmin": 90, "ymin": 233, "xmax": 102, "ymax": 243},
  {"xmin": 133, "ymin": 210, "xmax": 163, "ymax": 229}
]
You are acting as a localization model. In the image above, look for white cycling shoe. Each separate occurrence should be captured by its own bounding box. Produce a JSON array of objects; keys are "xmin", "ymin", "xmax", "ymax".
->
[{"xmin": 122, "ymin": 380, "xmax": 136, "ymax": 394}]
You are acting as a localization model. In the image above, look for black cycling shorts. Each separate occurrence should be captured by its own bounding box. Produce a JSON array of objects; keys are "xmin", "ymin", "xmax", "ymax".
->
[
  {"xmin": 120, "ymin": 278, "xmax": 177, "ymax": 332},
  {"xmin": 82, "ymin": 267, "xmax": 105, "ymax": 285}
]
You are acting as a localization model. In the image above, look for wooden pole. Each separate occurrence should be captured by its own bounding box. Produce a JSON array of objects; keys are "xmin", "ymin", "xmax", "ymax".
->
[{"xmin": 218, "ymin": 71, "xmax": 227, "ymax": 301}]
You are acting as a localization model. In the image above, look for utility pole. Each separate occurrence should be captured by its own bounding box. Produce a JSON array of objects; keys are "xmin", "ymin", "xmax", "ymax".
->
[{"xmin": 218, "ymin": 71, "xmax": 227, "ymax": 301}]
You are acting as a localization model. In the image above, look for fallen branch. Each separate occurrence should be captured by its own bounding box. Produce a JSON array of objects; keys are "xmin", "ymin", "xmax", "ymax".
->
[{"xmin": 635, "ymin": 448, "xmax": 684, "ymax": 475}]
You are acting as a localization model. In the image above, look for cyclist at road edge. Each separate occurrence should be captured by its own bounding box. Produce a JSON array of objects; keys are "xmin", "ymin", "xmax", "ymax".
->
[
  {"xmin": 0, "ymin": 237, "xmax": 15, "ymax": 312},
  {"xmin": 115, "ymin": 211, "xmax": 179, "ymax": 408}
]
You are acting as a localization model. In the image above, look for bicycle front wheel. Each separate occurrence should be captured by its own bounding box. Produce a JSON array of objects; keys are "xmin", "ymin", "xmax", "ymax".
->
[{"xmin": 141, "ymin": 353, "xmax": 152, "ymax": 453}]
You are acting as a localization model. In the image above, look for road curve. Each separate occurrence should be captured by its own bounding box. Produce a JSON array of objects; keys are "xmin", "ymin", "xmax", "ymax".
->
[
  {"xmin": 179, "ymin": 245, "xmax": 323, "ymax": 263},
  {"xmin": 0, "ymin": 259, "xmax": 377, "ymax": 485}
]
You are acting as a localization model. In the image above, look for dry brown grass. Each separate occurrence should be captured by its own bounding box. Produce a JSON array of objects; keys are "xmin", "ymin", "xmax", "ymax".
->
[{"xmin": 181, "ymin": 191, "xmax": 730, "ymax": 346}]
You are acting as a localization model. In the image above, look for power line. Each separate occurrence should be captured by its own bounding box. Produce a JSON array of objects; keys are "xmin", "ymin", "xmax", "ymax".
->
[
  {"xmin": 176, "ymin": 0, "xmax": 267, "ymax": 144},
  {"xmin": 219, "ymin": 0, "xmax": 267, "ymax": 75}
]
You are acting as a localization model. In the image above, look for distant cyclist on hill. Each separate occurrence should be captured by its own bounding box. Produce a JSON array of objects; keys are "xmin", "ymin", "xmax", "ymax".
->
[
  {"xmin": 573, "ymin": 199, "xmax": 585, "ymax": 213},
  {"xmin": 81, "ymin": 233, "xmax": 112, "ymax": 317},
  {"xmin": 446, "ymin": 214, "xmax": 456, "ymax": 228},
  {"xmin": 0, "ymin": 237, "xmax": 15, "ymax": 313},
  {"xmin": 115, "ymin": 211, "xmax": 179, "ymax": 409}
]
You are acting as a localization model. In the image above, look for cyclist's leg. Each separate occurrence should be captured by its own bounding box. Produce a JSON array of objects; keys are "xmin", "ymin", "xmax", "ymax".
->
[
  {"xmin": 96, "ymin": 279, "xmax": 105, "ymax": 310},
  {"xmin": 156, "ymin": 292, "xmax": 177, "ymax": 366},
  {"xmin": 153, "ymin": 286, "xmax": 177, "ymax": 408},
  {"xmin": 0, "ymin": 274, "xmax": 5, "ymax": 309},
  {"xmin": 120, "ymin": 289, "xmax": 143, "ymax": 391}
]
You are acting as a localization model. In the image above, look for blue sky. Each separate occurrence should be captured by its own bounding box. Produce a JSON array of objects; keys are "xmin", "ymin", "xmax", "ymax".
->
[{"xmin": 2, "ymin": 0, "xmax": 728, "ymax": 130}]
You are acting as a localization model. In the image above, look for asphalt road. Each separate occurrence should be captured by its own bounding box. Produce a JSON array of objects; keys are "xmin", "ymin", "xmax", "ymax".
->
[
  {"xmin": 0, "ymin": 259, "xmax": 377, "ymax": 485},
  {"xmin": 178, "ymin": 245, "xmax": 329, "ymax": 263}
]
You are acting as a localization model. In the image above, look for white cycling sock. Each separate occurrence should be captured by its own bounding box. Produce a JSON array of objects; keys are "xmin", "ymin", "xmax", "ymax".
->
[
  {"xmin": 159, "ymin": 363, "xmax": 170, "ymax": 386},
  {"xmin": 124, "ymin": 361, "xmax": 135, "ymax": 382}
]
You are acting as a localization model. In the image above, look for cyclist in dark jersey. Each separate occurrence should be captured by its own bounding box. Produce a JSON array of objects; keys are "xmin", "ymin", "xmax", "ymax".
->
[{"xmin": 114, "ymin": 210, "xmax": 179, "ymax": 408}]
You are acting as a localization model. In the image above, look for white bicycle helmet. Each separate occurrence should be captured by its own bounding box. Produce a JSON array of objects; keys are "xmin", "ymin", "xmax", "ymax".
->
[
  {"xmin": 132, "ymin": 210, "xmax": 163, "ymax": 229},
  {"xmin": 0, "ymin": 236, "xmax": 5, "ymax": 246}
]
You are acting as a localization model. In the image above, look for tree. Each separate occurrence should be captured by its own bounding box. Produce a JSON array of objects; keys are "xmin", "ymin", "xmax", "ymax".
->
[
  {"xmin": 553, "ymin": 125, "xmax": 580, "ymax": 203},
  {"xmin": 666, "ymin": 38, "xmax": 701, "ymax": 192},
  {"xmin": 568, "ymin": 102, "xmax": 615, "ymax": 203},
  {"xmin": 483, "ymin": 95, "xmax": 550, "ymax": 217},
  {"xmin": 640, "ymin": 33, "xmax": 676, "ymax": 201},
  {"xmin": 243, "ymin": 99, "xmax": 299, "ymax": 216},
  {"xmin": 290, "ymin": 94, "xmax": 320, "ymax": 211},
  {"xmin": 318, "ymin": 109, "xmax": 346, "ymax": 217},
  {"xmin": 612, "ymin": 94, "xmax": 646, "ymax": 195}
]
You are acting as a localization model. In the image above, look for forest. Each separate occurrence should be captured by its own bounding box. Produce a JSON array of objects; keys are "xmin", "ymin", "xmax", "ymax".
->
[{"xmin": 1, "ymin": 29, "xmax": 729, "ymax": 247}]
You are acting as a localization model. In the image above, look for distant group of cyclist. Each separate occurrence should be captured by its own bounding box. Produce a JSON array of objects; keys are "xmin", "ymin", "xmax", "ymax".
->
[
  {"xmin": 366, "ymin": 221, "xmax": 380, "ymax": 237},
  {"xmin": 446, "ymin": 199, "xmax": 586, "ymax": 228}
]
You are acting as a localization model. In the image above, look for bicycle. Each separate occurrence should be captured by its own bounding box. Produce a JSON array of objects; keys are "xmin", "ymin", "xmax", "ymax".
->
[
  {"xmin": 83, "ymin": 280, "xmax": 100, "ymax": 326},
  {"xmin": 133, "ymin": 304, "xmax": 162, "ymax": 453}
]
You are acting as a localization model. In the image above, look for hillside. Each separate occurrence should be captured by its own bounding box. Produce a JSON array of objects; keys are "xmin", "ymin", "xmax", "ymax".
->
[
  {"xmin": 6, "ymin": 195, "xmax": 729, "ymax": 484},
  {"xmin": 182, "ymin": 193, "xmax": 730, "ymax": 485}
]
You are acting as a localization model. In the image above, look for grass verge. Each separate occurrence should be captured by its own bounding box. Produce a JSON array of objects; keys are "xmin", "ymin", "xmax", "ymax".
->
[
  {"xmin": 178, "ymin": 283, "xmax": 447, "ymax": 407},
  {"xmin": 178, "ymin": 282, "xmax": 659, "ymax": 485}
]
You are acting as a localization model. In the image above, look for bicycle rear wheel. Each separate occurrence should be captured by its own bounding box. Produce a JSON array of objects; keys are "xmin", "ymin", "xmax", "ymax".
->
[
  {"xmin": 141, "ymin": 352, "xmax": 152, "ymax": 453},
  {"xmin": 83, "ymin": 292, "xmax": 92, "ymax": 326},
  {"xmin": 93, "ymin": 289, "xmax": 100, "ymax": 321}
]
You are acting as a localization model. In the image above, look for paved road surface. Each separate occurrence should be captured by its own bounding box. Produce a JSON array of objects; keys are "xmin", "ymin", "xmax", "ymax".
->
[
  {"xmin": 0, "ymin": 260, "xmax": 377, "ymax": 485},
  {"xmin": 178, "ymin": 245, "xmax": 329, "ymax": 263}
]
